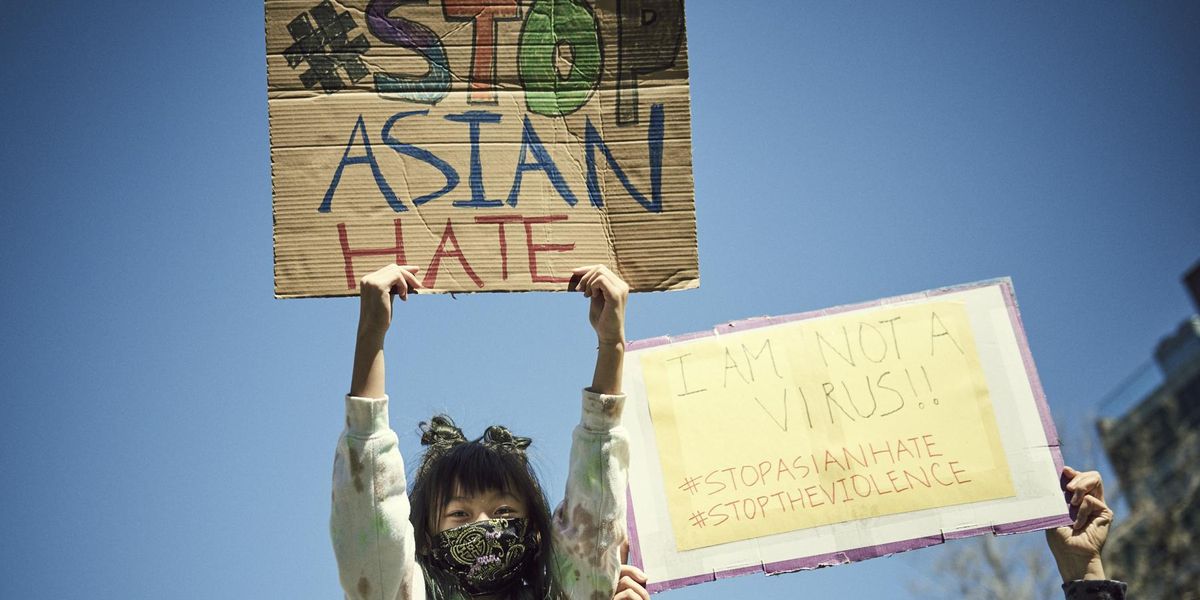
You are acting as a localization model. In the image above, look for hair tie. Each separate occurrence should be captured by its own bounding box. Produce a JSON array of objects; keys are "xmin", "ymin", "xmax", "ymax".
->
[
  {"xmin": 416, "ymin": 415, "xmax": 468, "ymax": 480},
  {"xmin": 481, "ymin": 425, "xmax": 533, "ymax": 454},
  {"xmin": 419, "ymin": 415, "xmax": 468, "ymax": 449}
]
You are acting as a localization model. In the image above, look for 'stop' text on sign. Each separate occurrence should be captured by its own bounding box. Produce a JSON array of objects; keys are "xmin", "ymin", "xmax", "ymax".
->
[{"xmin": 266, "ymin": 0, "xmax": 698, "ymax": 297}]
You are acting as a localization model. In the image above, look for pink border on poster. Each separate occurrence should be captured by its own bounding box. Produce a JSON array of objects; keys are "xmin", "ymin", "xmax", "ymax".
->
[{"xmin": 623, "ymin": 278, "xmax": 1072, "ymax": 593}]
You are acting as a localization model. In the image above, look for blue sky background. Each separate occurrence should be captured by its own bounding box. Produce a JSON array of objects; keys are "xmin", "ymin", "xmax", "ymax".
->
[{"xmin": 1, "ymin": 1, "xmax": 1197, "ymax": 598}]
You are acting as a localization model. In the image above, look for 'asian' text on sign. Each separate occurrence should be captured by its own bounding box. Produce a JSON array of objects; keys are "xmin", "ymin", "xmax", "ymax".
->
[{"xmin": 266, "ymin": 0, "xmax": 698, "ymax": 297}]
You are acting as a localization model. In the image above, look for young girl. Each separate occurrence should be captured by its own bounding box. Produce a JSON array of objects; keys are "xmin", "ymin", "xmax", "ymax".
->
[{"xmin": 330, "ymin": 264, "xmax": 645, "ymax": 599}]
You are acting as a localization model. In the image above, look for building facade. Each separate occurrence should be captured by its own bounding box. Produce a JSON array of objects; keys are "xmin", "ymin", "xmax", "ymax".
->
[{"xmin": 1097, "ymin": 261, "xmax": 1200, "ymax": 599}]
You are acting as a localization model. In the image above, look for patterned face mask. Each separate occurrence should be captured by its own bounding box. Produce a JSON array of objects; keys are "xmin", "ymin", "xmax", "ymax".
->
[{"xmin": 429, "ymin": 517, "xmax": 539, "ymax": 596}]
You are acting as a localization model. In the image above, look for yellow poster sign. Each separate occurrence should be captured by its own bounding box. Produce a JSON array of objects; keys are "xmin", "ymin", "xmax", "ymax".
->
[{"xmin": 641, "ymin": 301, "xmax": 1014, "ymax": 550}]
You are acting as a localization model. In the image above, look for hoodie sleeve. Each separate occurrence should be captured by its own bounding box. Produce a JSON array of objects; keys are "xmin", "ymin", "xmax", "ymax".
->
[
  {"xmin": 549, "ymin": 389, "xmax": 631, "ymax": 599},
  {"xmin": 1061, "ymin": 580, "xmax": 1127, "ymax": 600},
  {"xmin": 330, "ymin": 395, "xmax": 426, "ymax": 600}
]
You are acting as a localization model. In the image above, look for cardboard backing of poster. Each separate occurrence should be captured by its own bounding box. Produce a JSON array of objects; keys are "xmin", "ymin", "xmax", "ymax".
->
[{"xmin": 265, "ymin": 0, "xmax": 698, "ymax": 297}]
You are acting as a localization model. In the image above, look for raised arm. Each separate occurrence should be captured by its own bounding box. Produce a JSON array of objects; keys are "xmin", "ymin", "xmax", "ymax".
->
[
  {"xmin": 1045, "ymin": 466, "xmax": 1126, "ymax": 600},
  {"xmin": 550, "ymin": 266, "xmax": 632, "ymax": 597},
  {"xmin": 351, "ymin": 265, "xmax": 422, "ymax": 398},
  {"xmin": 573, "ymin": 269, "xmax": 652, "ymax": 600},
  {"xmin": 331, "ymin": 265, "xmax": 424, "ymax": 600},
  {"xmin": 572, "ymin": 265, "xmax": 630, "ymax": 395}
]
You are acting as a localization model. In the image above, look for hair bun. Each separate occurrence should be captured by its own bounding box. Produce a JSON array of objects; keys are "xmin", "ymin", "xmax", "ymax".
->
[
  {"xmin": 419, "ymin": 415, "xmax": 468, "ymax": 449},
  {"xmin": 481, "ymin": 425, "xmax": 533, "ymax": 454}
]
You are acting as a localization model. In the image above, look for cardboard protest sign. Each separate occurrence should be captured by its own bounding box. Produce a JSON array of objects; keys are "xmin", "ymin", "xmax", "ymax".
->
[
  {"xmin": 265, "ymin": 0, "xmax": 698, "ymax": 297},
  {"xmin": 621, "ymin": 279, "xmax": 1071, "ymax": 592}
]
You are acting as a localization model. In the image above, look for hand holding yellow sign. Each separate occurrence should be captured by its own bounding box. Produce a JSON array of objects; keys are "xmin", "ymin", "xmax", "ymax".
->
[{"xmin": 641, "ymin": 301, "xmax": 1014, "ymax": 550}]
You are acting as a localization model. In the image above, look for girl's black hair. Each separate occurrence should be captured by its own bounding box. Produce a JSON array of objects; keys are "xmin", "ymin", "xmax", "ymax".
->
[{"xmin": 410, "ymin": 416, "xmax": 562, "ymax": 600}]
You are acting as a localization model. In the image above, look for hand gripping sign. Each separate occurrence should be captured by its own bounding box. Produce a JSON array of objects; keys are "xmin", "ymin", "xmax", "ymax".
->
[
  {"xmin": 266, "ymin": 0, "xmax": 698, "ymax": 297},
  {"xmin": 621, "ymin": 279, "xmax": 1072, "ymax": 592}
]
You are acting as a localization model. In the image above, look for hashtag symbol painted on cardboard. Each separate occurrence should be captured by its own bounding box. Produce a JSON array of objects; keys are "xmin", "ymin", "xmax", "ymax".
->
[
  {"xmin": 283, "ymin": 0, "xmax": 371, "ymax": 93},
  {"xmin": 688, "ymin": 511, "xmax": 708, "ymax": 528},
  {"xmin": 678, "ymin": 475, "xmax": 702, "ymax": 496}
]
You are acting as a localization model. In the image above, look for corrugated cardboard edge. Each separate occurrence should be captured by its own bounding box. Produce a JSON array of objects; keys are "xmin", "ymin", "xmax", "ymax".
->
[
  {"xmin": 624, "ymin": 277, "xmax": 1072, "ymax": 593},
  {"xmin": 272, "ymin": 276, "xmax": 699, "ymax": 299},
  {"xmin": 265, "ymin": 2, "xmax": 283, "ymax": 301}
]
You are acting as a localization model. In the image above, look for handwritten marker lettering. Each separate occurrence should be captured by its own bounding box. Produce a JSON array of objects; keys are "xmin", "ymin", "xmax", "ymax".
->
[
  {"xmin": 638, "ymin": 301, "xmax": 1015, "ymax": 550},
  {"xmin": 678, "ymin": 475, "xmax": 702, "ymax": 496}
]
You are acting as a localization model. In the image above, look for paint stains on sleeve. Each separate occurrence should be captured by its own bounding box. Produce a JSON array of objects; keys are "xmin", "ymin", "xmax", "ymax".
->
[
  {"xmin": 372, "ymin": 439, "xmax": 405, "ymax": 503},
  {"xmin": 348, "ymin": 447, "xmax": 366, "ymax": 493},
  {"xmin": 599, "ymin": 395, "xmax": 621, "ymax": 419},
  {"xmin": 357, "ymin": 576, "xmax": 371, "ymax": 597},
  {"xmin": 571, "ymin": 503, "xmax": 600, "ymax": 542},
  {"xmin": 551, "ymin": 401, "xmax": 632, "ymax": 600},
  {"xmin": 552, "ymin": 502, "xmax": 610, "ymax": 580}
]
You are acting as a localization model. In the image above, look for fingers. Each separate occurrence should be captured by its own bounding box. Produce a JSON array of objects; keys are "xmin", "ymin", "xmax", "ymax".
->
[
  {"xmin": 1091, "ymin": 497, "xmax": 1114, "ymax": 529},
  {"xmin": 360, "ymin": 265, "xmax": 422, "ymax": 301},
  {"xmin": 1062, "ymin": 467, "xmax": 1104, "ymax": 506},
  {"xmin": 614, "ymin": 573, "xmax": 650, "ymax": 600},
  {"xmin": 570, "ymin": 265, "xmax": 629, "ymax": 301},
  {"xmin": 580, "ymin": 269, "xmax": 602, "ymax": 298},
  {"xmin": 571, "ymin": 265, "xmax": 623, "ymax": 296},
  {"xmin": 360, "ymin": 264, "xmax": 421, "ymax": 290},
  {"xmin": 1074, "ymin": 494, "xmax": 1113, "ymax": 532},
  {"xmin": 595, "ymin": 272, "xmax": 630, "ymax": 304},
  {"xmin": 568, "ymin": 265, "xmax": 598, "ymax": 293},
  {"xmin": 1074, "ymin": 494, "xmax": 1096, "ymax": 531},
  {"xmin": 619, "ymin": 564, "xmax": 648, "ymax": 585},
  {"xmin": 395, "ymin": 267, "xmax": 422, "ymax": 301},
  {"xmin": 614, "ymin": 542, "xmax": 650, "ymax": 600},
  {"xmin": 572, "ymin": 265, "xmax": 605, "ymax": 297}
]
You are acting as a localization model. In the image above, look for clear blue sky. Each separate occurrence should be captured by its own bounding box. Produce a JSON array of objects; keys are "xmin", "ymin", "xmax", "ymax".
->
[{"xmin": 1, "ymin": 1, "xmax": 1197, "ymax": 598}]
